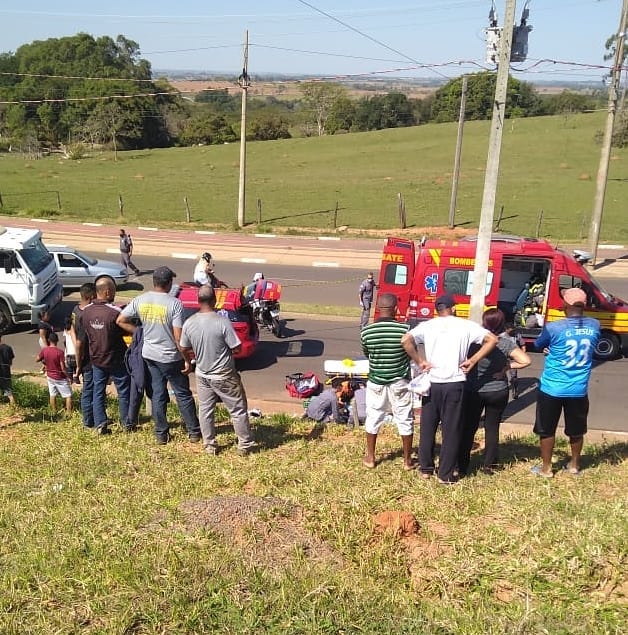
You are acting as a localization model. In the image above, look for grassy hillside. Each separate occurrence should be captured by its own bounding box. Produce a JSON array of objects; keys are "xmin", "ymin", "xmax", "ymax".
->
[
  {"xmin": 0, "ymin": 380, "xmax": 626, "ymax": 633},
  {"xmin": 0, "ymin": 112, "xmax": 625, "ymax": 241}
]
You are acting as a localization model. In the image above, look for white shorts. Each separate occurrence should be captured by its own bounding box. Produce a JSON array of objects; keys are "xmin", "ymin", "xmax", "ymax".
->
[
  {"xmin": 364, "ymin": 378, "xmax": 413, "ymax": 436},
  {"xmin": 47, "ymin": 378, "xmax": 72, "ymax": 399}
]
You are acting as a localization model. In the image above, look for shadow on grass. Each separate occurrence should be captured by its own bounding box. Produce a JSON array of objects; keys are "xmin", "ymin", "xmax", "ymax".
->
[
  {"xmin": 215, "ymin": 420, "xmax": 304, "ymax": 450},
  {"xmin": 263, "ymin": 206, "xmax": 345, "ymax": 223}
]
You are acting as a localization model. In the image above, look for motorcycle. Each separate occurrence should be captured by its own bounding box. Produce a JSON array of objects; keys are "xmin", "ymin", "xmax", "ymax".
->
[{"xmin": 251, "ymin": 280, "xmax": 283, "ymax": 338}]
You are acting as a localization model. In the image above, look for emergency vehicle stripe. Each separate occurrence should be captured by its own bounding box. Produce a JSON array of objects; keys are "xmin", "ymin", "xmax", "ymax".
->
[
  {"xmin": 546, "ymin": 309, "xmax": 628, "ymax": 332},
  {"xmin": 428, "ymin": 249, "xmax": 441, "ymax": 266}
]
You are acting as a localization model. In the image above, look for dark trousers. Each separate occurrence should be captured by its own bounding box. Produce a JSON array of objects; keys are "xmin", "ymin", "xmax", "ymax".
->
[
  {"xmin": 459, "ymin": 388, "xmax": 509, "ymax": 474},
  {"xmin": 419, "ymin": 382, "xmax": 465, "ymax": 482},
  {"xmin": 145, "ymin": 358, "xmax": 200, "ymax": 440}
]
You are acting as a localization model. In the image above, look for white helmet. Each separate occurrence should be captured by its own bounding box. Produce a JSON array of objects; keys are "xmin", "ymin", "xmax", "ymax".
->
[{"xmin": 253, "ymin": 272, "xmax": 264, "ymax": 281}]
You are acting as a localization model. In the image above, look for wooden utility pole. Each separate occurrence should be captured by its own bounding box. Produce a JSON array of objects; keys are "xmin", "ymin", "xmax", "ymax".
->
[
  {"xmin": 469, "ymin": 0, "xmax": 517, "ymax": 324},
  {"xmin": 237, "ymin": 30, "xmax": 251, "ymax": 229},
  {"xmin": 587, "ymin": 0, "xmax": 627, "ymax": 266},
  {"xmin": 448, "ymin": 75, "xmax": 468, "ymax": 229}
]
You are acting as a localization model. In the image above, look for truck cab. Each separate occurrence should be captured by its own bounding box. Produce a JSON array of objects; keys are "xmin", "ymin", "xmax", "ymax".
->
[
  {"xmin": 0, "ymin": 226, "xmax": 64, "ymax": 333},
  {"xmin": 377, "ymin": 235, "xmax": 628, "ymax": 361}
]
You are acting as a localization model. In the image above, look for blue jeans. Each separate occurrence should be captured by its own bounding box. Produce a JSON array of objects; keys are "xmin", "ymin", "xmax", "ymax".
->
[
  {"xmin": 92, "ymin": 363, "xmax": 132, "ymax": 429},
  {"xmin": 80, "ymin": 365, "xmax": 95, "ymax": 427},
  {"xmin": 145, "ymin": 358, "xmax": 200, "ymax": 440}
]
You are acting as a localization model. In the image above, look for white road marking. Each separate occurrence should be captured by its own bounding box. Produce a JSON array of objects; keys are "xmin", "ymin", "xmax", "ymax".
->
[
  {"xmin": 195, "ymin": 230, "xmax": 215, "ymax": 235},
  {"xmin": 106, "ymin": 248, "xmax": 119, "ymax": 254},
  {"xmin": 254, "ymin": 233, "xmax": 276, "ymax": 238},
  {"xmin": 318, "ymin": 236, "xmax": 340, "ymax": 241},
  {"xmin": 241, "ymin": 258, "xmax": 267, "ymax": 263},
  {"xmin": 83, "ymin": 222, "xmax": 103, "ymax": 226},
  {"xmin": 137, "ymin": 226, "xmax": 158, "ymax": 231},
  {"xmin": 313, "ymin": 261, "xmax": 340, "ymax": 267},
  {"xmin": 172, "ymin": 252, "xmax": 197, "ymax": 260},
  {"xmin": 31, "ymin": 218, "xmax": 50, "ymax": 222},
  {"xmin": 599, "ymin": 244, "xmax": 625, "ymax": 249}
]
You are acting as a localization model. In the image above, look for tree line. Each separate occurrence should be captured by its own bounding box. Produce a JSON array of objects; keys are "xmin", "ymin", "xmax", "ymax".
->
[{"xmin": 0, "ymin": 34, "xmax": 610, "ymax": 155}]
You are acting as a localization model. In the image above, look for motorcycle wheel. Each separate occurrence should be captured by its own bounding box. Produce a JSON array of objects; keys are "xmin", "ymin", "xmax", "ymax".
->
[{"xmin": 271, "ymin": 316, "xmax": 283, "ymax": 338}]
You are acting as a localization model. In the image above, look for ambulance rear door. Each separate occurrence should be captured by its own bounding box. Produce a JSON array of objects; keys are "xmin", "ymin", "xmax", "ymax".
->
[{"xmin": 376, "ymin": 237, "xmax": 416, "ymax": 319}]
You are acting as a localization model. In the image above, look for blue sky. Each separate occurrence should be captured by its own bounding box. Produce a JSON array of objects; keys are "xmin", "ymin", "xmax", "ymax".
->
[{"xmin": 0, "ymin": 1, "xmax": 622, "ymax": 83}]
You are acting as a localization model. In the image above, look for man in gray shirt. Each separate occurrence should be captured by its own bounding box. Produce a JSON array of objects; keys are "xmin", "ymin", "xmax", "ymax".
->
[
  {"xmin": 179, "ymin": 284, "xmax": 257, "ymax": 456},
  {"xmin": 117, "ymin": 266, "xmax": 201, "ymax": 444}
]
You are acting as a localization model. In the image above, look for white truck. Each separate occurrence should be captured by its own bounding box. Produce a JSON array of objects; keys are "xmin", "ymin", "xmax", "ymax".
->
[{"xmin": 0, "ymin": 226, "xmax": 64, "ymax": 334}]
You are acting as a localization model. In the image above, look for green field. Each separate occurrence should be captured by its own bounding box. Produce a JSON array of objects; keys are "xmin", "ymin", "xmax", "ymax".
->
[
  {"xmin": 0, "ymin": 379, "xmax": 626, "ymax": 633},
  {"xmin": 0, "ymin": 112, "xmax": 626, "ymax": 242}
]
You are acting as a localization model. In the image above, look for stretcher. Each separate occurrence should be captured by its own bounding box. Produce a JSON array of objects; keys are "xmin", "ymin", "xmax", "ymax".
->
[{"xmin": 323, "ymin": 358, "xmax": 369, "ymax": 382}]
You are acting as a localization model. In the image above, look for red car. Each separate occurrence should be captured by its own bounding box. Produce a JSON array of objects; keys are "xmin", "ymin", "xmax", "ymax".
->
[{"xmin": 176, "ymin": 283, "xmax": 259, "ymax": 359}]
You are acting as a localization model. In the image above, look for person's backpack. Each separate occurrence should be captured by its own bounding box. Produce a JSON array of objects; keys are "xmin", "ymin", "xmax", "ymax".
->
[{"xmin": 285, "ymin": 372, "xmax": 321, "ymax": 398}]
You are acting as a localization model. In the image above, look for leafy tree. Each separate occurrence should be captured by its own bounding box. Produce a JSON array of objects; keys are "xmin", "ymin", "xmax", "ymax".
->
[
  {"xmin": 299, "ymin": 81, "xmax": 347, "ymax": 136},
  {"xmin": 249, "ymin": 115, "xmax": 291, "ymax": 141},
  {"xmin": 430, "ymin": 72, "xmax": 542, "ymax": 123},
  {"xmin": 179, "ymin": 114, "xmax": 237, "ymax": 146},
  {"xmin": 541, "ymin": 91, "xmax": 598, "ymax": 115},
  {"xmin": 0, "ymin": 33, "xmax": 179, "ymax": 149}
]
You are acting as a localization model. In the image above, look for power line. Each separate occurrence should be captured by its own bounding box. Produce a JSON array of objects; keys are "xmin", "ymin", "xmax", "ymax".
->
[{"xmin": 294, "ymin": 0, "xmax": 450, "ymax": 79}]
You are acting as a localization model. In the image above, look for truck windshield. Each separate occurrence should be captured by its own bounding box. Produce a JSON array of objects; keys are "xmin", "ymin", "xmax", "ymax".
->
[{"xmin": 18, "ymin": 239, "xmax": 53, "ymax": 275}]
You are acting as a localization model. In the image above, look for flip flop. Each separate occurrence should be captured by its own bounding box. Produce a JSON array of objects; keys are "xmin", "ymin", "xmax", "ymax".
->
[
  {"xmin": 562, "ymin": 465, "xmax": 583, "ymax": 477},
  {"xmin": 362, "ymin": 459, "xmax": 376, "ymax": 469},
  {"xmin": 531, "ymin": 465, "xmax": 554, "ymax": 478}
]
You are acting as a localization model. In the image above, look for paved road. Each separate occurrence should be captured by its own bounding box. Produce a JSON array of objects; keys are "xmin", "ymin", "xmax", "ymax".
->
[{"xmin": 4, "ymin": 218, "xmax": 628, "ymax": 433}]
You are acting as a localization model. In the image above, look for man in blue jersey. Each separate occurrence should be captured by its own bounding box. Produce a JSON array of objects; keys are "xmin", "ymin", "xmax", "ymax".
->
[
  {"xmin": 532, "ymin": 287, "xmax": 600, "ymax": 477},
  {"xmin": 360, "ymin": 293, "xmax": 413, "ymax": 470}
]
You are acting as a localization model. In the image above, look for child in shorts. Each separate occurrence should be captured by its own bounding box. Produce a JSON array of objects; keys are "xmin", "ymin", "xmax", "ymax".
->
[{"xmin": 36, "ymin": 331, "xmax": 72, "ymax": 414}]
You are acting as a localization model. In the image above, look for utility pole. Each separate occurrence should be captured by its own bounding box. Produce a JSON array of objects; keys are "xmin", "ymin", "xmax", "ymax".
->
[
  {"xmin": 469, "ymin": 0, "xmax": 517, "ymax": 324},
  {"xmin": 587, "ymin": 0, "xmax": 627, "ymax": 266},
  {"xmin": 448, "ymin": 75, "xmax": 468, "ymax": 229},
  {"xmin": 237, "ymin": 30, "xmax": 251, "ymax": 229}
]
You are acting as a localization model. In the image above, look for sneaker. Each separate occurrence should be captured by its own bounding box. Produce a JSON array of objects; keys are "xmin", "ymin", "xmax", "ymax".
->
[
  {"xmin": 122, "ymin": 424, "xmax": 137, "ymax": 433},
  {"xmin": 188, "ymin": 433, "xmax": 202, "ymax": 443},
  {"xmin": 95, "ymin": 424, "xmax": 111, "ymax": 435},
  {"xmin": 205, "ymin": 445, "xmax": 219, "ymax": 456}
]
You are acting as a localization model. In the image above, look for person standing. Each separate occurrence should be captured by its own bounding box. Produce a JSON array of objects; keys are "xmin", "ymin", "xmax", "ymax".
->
[
  {"xmin": 179, "ymin": 284, "xmax": 257, "ymax": 456},
  {"xmin": 117, "ymin": 266, "xmax": 201, "ymax": 445},
  {"xmin": 358, "ymin": 272, "xmax": 376, "ymax": 329},
  {"xmin": 361, "ymin": 293, "xmax": 414, "ymax": 470},
  {"xmin": 82, "ymin": 277, "xmax": 133, "ymax": 434},
  {"xmin": 0, "ymin": 334, "xmax": 16, "ymax": 407},
  {"xmin": 71, "ymin": 283, "xmax": 96, "ymax": 428},
  {"xmin": 119, "ymin": 228, "xmax": 140, "ymax": 276},
  {"xmin": 36, "ymin": 332, "xmax": 72, "ymax": 415},
  {"xmin": 401, "ymin": 295, "xmax": 498, "ymax": 484},
  {"xmin": 531, "ymin": 287, "xmax": 600, "ymax": 478},
  {"xmin": 458, "ymin": 309, "xmax": 531, "ymax": 475}
]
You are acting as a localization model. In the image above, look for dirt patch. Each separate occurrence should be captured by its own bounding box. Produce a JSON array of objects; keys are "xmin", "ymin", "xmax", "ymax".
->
[
  {"xmin": 374, "ymin": 511, "xmax": 419, "ymax": 537},
  {"xmin": 179, "ymin": 495, "xmax": 337, "ymax": 569}
]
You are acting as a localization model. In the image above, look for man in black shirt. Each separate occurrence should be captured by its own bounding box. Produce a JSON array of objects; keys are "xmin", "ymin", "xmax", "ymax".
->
[
  {"xmin": 71, "ymin": 283, "xmax": 96, "ymax": 428},
  {"xmin": 82, "ymin": 278, "xmax": 133, "ymax": 434}
]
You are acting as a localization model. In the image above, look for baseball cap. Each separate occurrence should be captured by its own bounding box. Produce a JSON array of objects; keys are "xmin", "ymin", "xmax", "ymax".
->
[
  {"xmin": 435, "ymin": 294, "xmax": 455, "ymax": 309},
  {"xmin": 562, "ymin": 287, "xmax": 586, "ymax": 307},
  {"xmin": 153, "ymin": 266, "xmax": 176, "ymax": 285}
]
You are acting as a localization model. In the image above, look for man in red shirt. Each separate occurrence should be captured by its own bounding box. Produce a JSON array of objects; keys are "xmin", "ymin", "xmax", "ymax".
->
[{"xmin": 36, "ymin": 331, "xmax": 72, "ymax": 414}]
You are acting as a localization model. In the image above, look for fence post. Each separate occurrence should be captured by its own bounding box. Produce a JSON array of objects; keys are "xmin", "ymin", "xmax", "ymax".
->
[
  {"xmin": 332, "ymin": 201, "xmax": 339, "ymax": 228},
  {"xmin": 257, "ymin": 198, "xmax": 262, "ymax": 224},
  {"xmin": 56, "ymin": 190, "xmax": 61, "ymax": 210},
  {"xmin": 535, "ymin": 209, "xmax": 543, "ymax": 238},
  {"xmin": 118, "ymin": 194, "xmax": 124, "ymax": 217},
  {"xmin": 494, "ymin": 204, "xmax": 504, "ymax": 231},
  {"xmin": 398, "ymin": 193, "xmax": 407, "ymax": 229},
  {"xmin": 184, "ymin": 196, "xmax": 191, "ymax": 223},
  {"xmin": 579, "ymin": 210, "xmax": 587, "ymax": 240}
]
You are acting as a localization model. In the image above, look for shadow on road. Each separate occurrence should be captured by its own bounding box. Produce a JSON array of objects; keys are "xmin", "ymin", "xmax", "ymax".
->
[{"xmin": 502, "ymin": 376, "xmax": 539, "ymax": 420}]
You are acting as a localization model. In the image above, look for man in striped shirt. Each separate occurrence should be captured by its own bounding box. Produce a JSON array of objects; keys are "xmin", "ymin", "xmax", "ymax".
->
[{"xmin": 360, "ymin": 293, "xmax": 413, "ymax": 470}]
